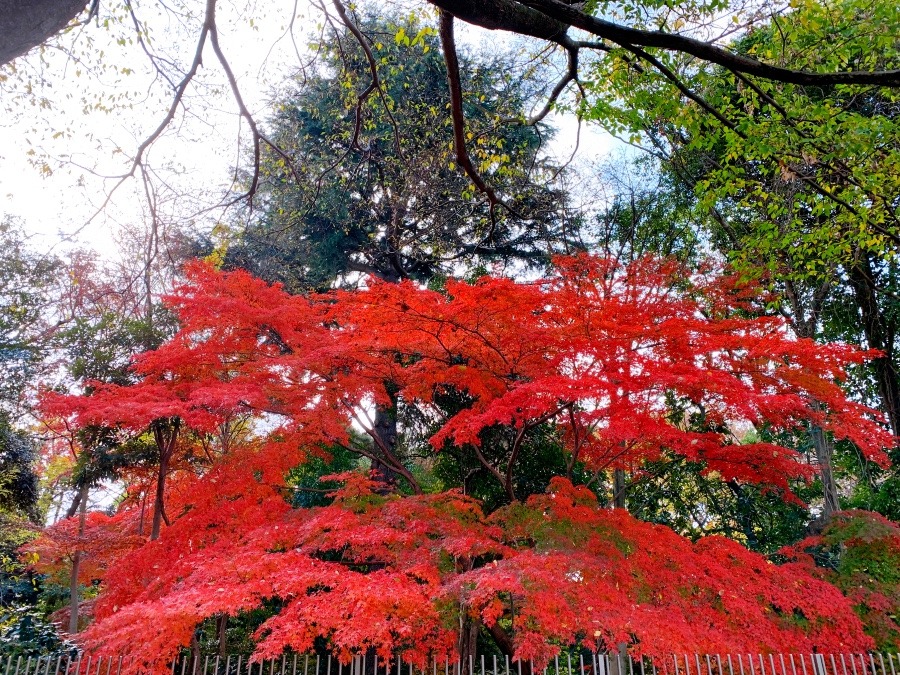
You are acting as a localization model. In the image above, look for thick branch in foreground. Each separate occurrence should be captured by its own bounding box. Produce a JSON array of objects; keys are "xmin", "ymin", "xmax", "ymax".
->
[
  {"xmin": 0, "ymin": 0, "xmax": 88, "ymax": 65},
  {"xmin": 430, "ymin": 0, "xmax": 572, "ymax": 46},
  {"xmin": 429, "ymin": 0, "xmax": 900, "ymax": 87}
]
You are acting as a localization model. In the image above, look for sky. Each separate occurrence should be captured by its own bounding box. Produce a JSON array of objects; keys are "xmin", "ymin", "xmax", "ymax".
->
[{"xmin": 0, "ymin": 0, "xmax": 616, "ymax": 261}]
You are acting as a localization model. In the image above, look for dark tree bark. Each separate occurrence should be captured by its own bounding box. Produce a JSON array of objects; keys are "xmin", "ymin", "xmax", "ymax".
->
[
  {"xmin": 5, "ymin": 0, "xmax": 899, "ymax": 88},
  {"xmin": 189, "ymin": 629, "xmax": 202, "ymax": 675},
  {"xmin": 150, "ymin": 418, "xmax": 180, "ymax": 541},
  {"xmin": 429, "ymin": 0, "xmax": 900, "ymax": 85},
  {"xmin": 216, "ymin": 614, "xmax": 228, "ymax": 657},
  {"xmin": 612, "ymin": 467, "xmax": 627, "ymax": 509},
  {"xmin": 64, "ymin": 486, "xmax": 82, "ymax": 519},
  {"xmin": 68, "ymin": 482, "xmax": 88, "ymax": 634},
  {"xmin": 370, "ymin": 402, "xmax": 399, "ymax": 487},
  {"xmin": 849, "ymin": 254, "xmax": 900, "ymax": 441},
  {"xmin": 726, "ymin": 480, "xmax": 758, "ymax": 550},
  {"xmin": 0, "ymin": 0, "xmax": 88, "ymax": 66},
  {"xmin": 808, "ymin": 417, "xmax": 840, "ymax": 518},
  {"xmin": 457, "ymin": 612, "xmax": 480, "ymax": 675},
  {"xmin": 781, "ymin": 279, "xmax": 841, "ymax": 520},
  {"xmin": 432, "ymin": 0, "xmax": 571, "ymax": 45}
]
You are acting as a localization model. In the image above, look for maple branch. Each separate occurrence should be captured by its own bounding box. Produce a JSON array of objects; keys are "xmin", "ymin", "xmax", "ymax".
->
[
  {"xmin": 504, "ymin": 403, "xmax": 573, "ymax": 500},
  {"xmin": 565, "ymin": 407, "xmax": 592, "ymax": 478},
  {"xmin": 504, "ymin": 424, "xmax": 531, "ymax": 500},
  {"xmin": 469, "ymin": 443, "xmax": 509, "ymax": 498},
  {"xmin": 340, "ymin": 400, "xmax": 423, "ymax": 494},
  {"xmin": 588, "ymin": 437, "xmax": 637, "ymax": 478},
  {"xmin": 259, "ymin": 324, "xmax": 294, "ymax": 355}
]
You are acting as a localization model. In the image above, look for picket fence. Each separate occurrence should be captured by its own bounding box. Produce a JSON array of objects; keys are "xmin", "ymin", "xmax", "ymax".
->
[{"xmin": 1, "ymin": 653, "xmax": 898, "ymax": 675}]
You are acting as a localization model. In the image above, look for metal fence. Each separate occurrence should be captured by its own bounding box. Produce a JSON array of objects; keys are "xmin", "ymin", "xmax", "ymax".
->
[{"xmin": 1, "ymin": 653, "xmax": 898, "ymax": 675}]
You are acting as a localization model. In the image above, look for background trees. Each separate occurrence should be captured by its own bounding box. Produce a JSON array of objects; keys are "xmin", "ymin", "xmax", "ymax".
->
[
  {"xmin": 219, "ymin": 15, "xmax": 576, "ymax": 293},
  {"xmin": 0, "ymin": 222, "xmax": 64, "ymax": 636},
  {"xmin": 3, "ymin": 0, "xmax": 900, "ymax": 258},
  {"xmin": 576, "ymin": 0, "xmax": 900, "ymax": 522}
]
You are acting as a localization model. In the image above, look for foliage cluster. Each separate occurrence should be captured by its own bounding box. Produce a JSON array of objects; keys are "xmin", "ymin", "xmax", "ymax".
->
[
  {"xmin": 785, "ymin": 511, "xmax": 900, "ymax": 650},
  {"xmin": 25, "ymin": 255, "xmax": 897, "ymax": 667}
]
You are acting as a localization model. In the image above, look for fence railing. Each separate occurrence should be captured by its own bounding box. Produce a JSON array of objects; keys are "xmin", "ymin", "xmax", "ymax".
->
[{"xmin": 1, "ymin": 653, "xmax": 898, "ymax": 675}]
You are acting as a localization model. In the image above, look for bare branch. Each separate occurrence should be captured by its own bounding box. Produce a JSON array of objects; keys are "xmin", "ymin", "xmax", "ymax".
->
[{"xmin": 521, "ymin": 44, "xmax": 580, "ymax": 126}]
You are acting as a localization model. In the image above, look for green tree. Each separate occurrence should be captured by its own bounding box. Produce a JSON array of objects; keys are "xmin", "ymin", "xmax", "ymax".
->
[
  {"xmin": 219, "ymin": 15, "xmax": 577, "ymax": 293},
  {"xmin": 0, "ymin": 219, "xmax": 61, "ymax": 418},
  {"xmin": 0, "ymin": 221, "xmax": 66, "ymax": 652}
]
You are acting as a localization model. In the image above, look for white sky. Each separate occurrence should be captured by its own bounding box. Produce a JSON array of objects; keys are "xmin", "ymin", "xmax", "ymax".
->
[{"xmin": 0, "ymin": 0, "xmax": 616, "ymax": 261}]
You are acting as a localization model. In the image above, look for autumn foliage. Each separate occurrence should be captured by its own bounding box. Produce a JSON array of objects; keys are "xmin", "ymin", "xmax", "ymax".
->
[
  {"xmin": 783, "ymin": 511, "xmax": 900, "ymax": 649},
  {"xmin": 72, "ymin": 475, "xmax": 875, "ymax": 672},
  {"xmin": 23, "ymin": 511, "xmax": 143, "ymax": 587},
  {"xmin": 31, "ymin": 255, "xmax": 897, "ymax": 667}
]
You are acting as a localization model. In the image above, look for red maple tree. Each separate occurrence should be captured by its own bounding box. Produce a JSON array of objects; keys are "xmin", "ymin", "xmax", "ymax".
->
[
  {"xmin": 23, "ymin": 510, "xmax": 144, "ymax": 587},
  {"xmin": 32, "ymin": 255, "xmax": 895, "ymax": 668}
]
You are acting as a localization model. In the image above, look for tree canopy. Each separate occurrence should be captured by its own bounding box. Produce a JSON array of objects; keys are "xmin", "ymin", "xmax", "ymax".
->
[
  {"xmin": 30, "ymin": 254, "xmax": 896, "ymax": 665},
  {"xmin": 219, "ymin": 15, "xmax": 575, "ymax": 292}
]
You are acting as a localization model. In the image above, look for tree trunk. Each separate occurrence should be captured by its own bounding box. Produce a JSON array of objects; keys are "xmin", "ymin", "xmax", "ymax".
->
[
  {"xmin": 189, "ymin": 630, "xmax": 202, "ymax": 674},
  {"xmin": 809, "ymin": 406, "xmax": 840, "ymax": 519},
  {"xmin": 151, "ymin": 419, "xmax": 180, "ymax": 540},
  {"xmin": 726, "ymin": 480, "xmax": 758, "ymax": 550},
  {"xmin": 138, "ymin": 491, "xmax": 146, "ymax": 537},
  {"xmin": 64, "ymin": 488, "xmax": 83, "ymax": 519},
  {"xmin": 68, "ymin": 552, "xmax": 80, "ymax": 633},
  {"xmin": 849, "ymin": 255, "xmax": 900, "ymax": 439},
  {"xmin": 151, "ymin": 446, "xmax": 170, "ymax": 541},
  {"xmin": 0, "ymin": 0, "xmax": 88, "ymax": 66},
  {"xmin": 68, "ymin": 483, "xmax": 88, "ymax": 633},
  {"xmin": 781, "ymin": 281, "xmax": 841, "ymax": 521},
  {"xmin": 217, "ymin": 614, "xmax": 228, "ymax": 658},
  {"xmin": 612, "ymin": 468, "xmax": 626, "ymax": 509},
  {"xmin": 607, "ymin": 644, "xmax": 629, "ymax": 675},
  {"xmin": 371, "ymin": 402, "xmax": 399, "ymax": 487},
  {"xmin": 458, "ymin": 611, "xmax": 480, "ymax": 675}
]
